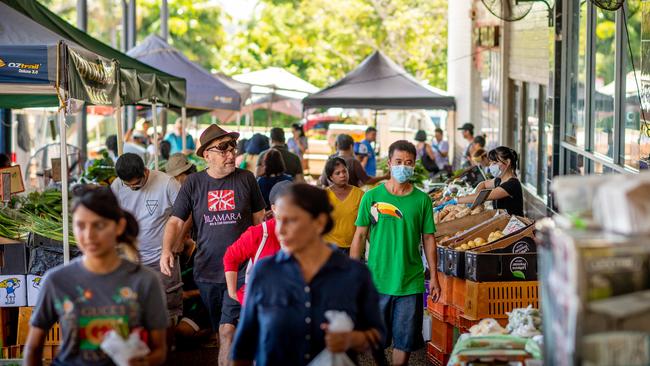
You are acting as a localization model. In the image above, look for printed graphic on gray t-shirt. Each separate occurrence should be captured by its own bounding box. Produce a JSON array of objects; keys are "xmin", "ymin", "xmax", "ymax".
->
[
  {"xmin": 31, "ymin": 259, "xmax": 168, "ymax": 366},
  {"xmin": 172, "ymin": 169, "xmax": 266, "ymax": 283},
  {"xmin": 111, "ymin": 170, "xmax": 180, "ymax": 265}
]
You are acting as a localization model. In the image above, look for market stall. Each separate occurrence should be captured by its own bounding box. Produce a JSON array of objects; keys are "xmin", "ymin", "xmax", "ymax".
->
[
  {"xmin": 424, "ymin": 173, "xmax": 542, "ymax": 365},
  {"xmin": 0, "ymin": 0, "xmax": 186, "ymax": 265}
]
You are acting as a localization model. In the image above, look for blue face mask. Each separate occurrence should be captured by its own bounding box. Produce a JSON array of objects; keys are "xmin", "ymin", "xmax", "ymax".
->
[
  {"xmin": 391, "ymin": 165, "xmax": 415, "ymax": 183},
  {"xmin": 488, "ymin": 164, "xmax": 502, "ymax": 178}
]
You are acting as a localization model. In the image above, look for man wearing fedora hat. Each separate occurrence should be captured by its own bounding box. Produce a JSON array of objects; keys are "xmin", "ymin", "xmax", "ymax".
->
[{"xmin": 162, "ymin": 124, "xmax": 266, "ymax": 365}]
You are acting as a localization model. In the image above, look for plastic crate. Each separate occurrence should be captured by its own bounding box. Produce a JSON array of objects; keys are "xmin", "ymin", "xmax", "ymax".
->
[
  {"xmin": 456, "ymin": 313, "xmax": 509, "ymax": 334},
  {"xmin": 428, "ymin": 299, "xmax": 460, "ymax": 325},
  {"xmin": 464, "ymin": 280, "xmax": 539, "ymax": 319},
  {"xmin": 17, "ymin": 307, "xmax": 60, "ymax": 346},
  {"xmin": 427, "ymin": 341, "xmax": 451, "ymax": 366},
  {"xmin": 451, "ymin": 276, "xmax": 466, "ymax": 311},
  {"xmin": 430, "ymin": 310, "xmax": 455, "ymax": 353}
]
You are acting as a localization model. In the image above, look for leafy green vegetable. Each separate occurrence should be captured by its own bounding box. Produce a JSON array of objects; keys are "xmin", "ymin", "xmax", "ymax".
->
[
  {"xmin": 512, "ymin": 270, "xmax": 526, "ymax": 280},
  {"xmin": 187, "ymin": 153, "xmax": 207, "ymax": 172}
]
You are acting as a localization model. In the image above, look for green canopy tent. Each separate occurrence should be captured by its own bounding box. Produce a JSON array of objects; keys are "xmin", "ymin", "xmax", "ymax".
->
[{"xmin": 0, "ymin": 0, "xmax": 187, "ymax": 263}]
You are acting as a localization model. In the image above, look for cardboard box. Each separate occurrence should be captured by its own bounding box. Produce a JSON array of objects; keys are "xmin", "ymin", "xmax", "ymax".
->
[
  {"xmin": 0, "ymin": 275, "xmax": 27, "ymax": 307},
  {"xmin": 465, "ymin": 225, "xmax": 538, "ymax": 282},
  {"xmin": 0, "ymin": 237, "xmax": 28, "ymax": 275},
  {"xmin": 26, "ymin": 274, "xmax": 44, "ymax": 307},
  {"xmin": 465, "ymin": 252, "xmax": 538, "ymax": 282},
  {"xmin": 436, "ymin": 211, "xmax": 507, "ymax": 273},
  {"xmin": 443, "ymin": 214, "xmax": 513, "ymax": 277}
]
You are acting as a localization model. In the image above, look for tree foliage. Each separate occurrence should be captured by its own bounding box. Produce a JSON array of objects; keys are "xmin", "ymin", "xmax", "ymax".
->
[
  {"xmin": 37, "ymin": 0, "xmax": 448, "ymax": 90},
  {"xmin": 218, "ymin": 0, "xmax": 448, "ymax": 89}
]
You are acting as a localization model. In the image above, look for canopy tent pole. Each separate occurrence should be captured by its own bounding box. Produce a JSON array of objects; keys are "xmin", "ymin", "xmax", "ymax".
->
[
  {"xmin": 116, "ymin": 106, "xmax": 124, "ymax": 156},
  {"xmin": 58, "ymin": 101, "xmax": 70, "ymax": 264},
  {"xmin": 181, "ymin": 107, "xmax": 187, "ymax": 153},
  {"xmin": 152, "ymin": 102, "xmax": 159, "ymax": 170},
  {"xmin": 236, "ymin": 112, "xmax": 241, "ymax": 132}
]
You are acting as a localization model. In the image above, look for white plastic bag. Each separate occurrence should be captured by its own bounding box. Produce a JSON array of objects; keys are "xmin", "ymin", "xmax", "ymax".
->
[
  {"xmin": 307, "ymin": 311, "xmax": 356, "ymax": 366},
  {"xmin": 100, "ymin": 330, "xmax": 150, "ymax": 366}
]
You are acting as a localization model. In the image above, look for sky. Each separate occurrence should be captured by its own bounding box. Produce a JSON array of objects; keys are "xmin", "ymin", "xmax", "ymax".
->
[{"xmin": 213, "ymin": 0, "xmax": 258, "ymax": 21}]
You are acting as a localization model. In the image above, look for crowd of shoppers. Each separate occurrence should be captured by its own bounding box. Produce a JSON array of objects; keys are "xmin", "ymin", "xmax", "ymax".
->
[{"xmin": 22, "ymin": 118, "xmax": 525, "ymax": 366}]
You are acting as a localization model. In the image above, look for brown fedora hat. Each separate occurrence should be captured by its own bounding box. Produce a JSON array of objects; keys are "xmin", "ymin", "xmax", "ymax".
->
[{"xmin": 196, "ymin": 124, "xmax": 240, "ymax": 157}]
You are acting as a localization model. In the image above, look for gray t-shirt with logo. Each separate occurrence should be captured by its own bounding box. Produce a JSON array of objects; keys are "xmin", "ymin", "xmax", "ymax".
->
[
  {"xmin": 171, "ymin": 169, "xmax": 266, "ymax": 283},
  {"xmin": 31, "ymin": 258, "xmax": 169, "ymax": 366},
  {"xmin": 111, "ymin": 170, "xmax": 180, "ymax": 265}
]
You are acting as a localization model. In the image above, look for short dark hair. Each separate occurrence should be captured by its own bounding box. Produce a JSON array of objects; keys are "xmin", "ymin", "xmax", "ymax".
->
[
  {"xmin": 160, "ymin": 140, "xmax": 171, "ymax": 160},
  {"xmin": 0, "ymin": 153, "xmax": 10, "ymax": 168},
  {"xmin": 115, "ymin": 153, "xmax": 146, "ymax": 181},
  {"xmin": 366, "ymin": 127, "xmax": 377, "ymax": 134},
  {"xmin": 324, "ymin": 157, "xmax": 347, "ymax": 180},
  {"xmin": 106, "ymin": 135, "xmax": 118, "ymax": 155},
  {"xmin": 336, "ymin": 134, "xmax": 354, "ymax": 151},
  {"xmin": 262, "ymin": 149, "xmax": 286, "ymax": 176},
  {"xmin": 270, "ymin": 128, "xmax": 285, "ymax": 143},
  {"xmin": 435, "ymin": 128, "xmax": 443, "ymax": 135},
  {"xmin": 276, "ymin": 183, "xmax": 334, "ymax": 235},
  {"xmin": 414, "ymin": 130, "xmax": 427, "ymax": 142},
  {"xmin": 388, "ymin": 140, "xmax": 417, "ymax": 159},
  {"xmin": 473, "ymin": 135, "xmax": 486, "ymax": 148}
]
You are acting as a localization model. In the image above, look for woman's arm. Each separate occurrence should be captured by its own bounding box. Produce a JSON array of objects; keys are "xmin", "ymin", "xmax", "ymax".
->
[
  {"xmin": 456, "ymin": 186, "xmax": 511, "ymax": 205},
  {"xmin": 425, "ymin": 144, "xmax": 436, "ymax": 160},
  {"xmin": 23, "ymin": 326, "xmax": 47, "ymax": 366},
  {"xmin": 129, "ymin": 329, "xmax": 167, "ymax": 366},
  {"xmin": 323, "ymin": 328, "xmax": 382, "ymax": 353},
  {"xmin": 223, "ymin": 229, "xmax": 260, "ymax": 300}
]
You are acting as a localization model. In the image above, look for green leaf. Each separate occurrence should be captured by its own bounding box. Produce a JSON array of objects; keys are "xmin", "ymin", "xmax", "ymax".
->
[{"xmin": 512, "ymin": 270, "xmax": 526, "ymax": 280}]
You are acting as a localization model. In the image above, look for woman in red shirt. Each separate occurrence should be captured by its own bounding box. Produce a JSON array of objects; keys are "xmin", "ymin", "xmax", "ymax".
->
[{"xmin": 223, "ymin": 181, "xmax": 291, "ymax": 303}]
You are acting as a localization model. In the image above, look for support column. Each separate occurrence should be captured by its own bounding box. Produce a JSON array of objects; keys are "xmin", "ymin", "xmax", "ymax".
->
[{"xmin": 0, "ymin": 109, "xmax": 11, "ymax": 156}]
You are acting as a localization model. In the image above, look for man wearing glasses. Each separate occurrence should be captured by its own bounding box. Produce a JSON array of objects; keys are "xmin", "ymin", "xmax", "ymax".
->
[
  {"xmin": 162, "ymin": 124, "xmax": 266, "ymax": 366},
  {"xmin": 111, "ymin": 153, "xmax": 183, "ymax": 323}
]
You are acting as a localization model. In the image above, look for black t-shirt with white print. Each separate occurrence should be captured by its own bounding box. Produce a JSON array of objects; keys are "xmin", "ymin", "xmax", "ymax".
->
[{"xmin": 172, "ymin": 169, "xmax": 266, "ymax": 283}]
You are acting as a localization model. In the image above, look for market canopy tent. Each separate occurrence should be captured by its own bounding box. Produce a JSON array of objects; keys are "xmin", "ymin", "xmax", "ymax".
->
[
  {"xmin": 303, "ymin": 50, "xmax": 455, "ymax": 110},
  {"xmin": 233, "ymin": 67, "xmax": 318, "ymax": 118},
  {"xmin": 127, "ymin": 35, "xmax": 247, "ymax": 115},
  {"xmin": 0, "ymin": 0, "xmax": 187, "ymax": 108}
]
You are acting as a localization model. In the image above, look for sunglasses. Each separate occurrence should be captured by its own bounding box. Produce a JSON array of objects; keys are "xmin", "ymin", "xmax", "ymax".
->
[{"xmin": 206, "ymin": 140, "xmax": 237, "ymax": 156}]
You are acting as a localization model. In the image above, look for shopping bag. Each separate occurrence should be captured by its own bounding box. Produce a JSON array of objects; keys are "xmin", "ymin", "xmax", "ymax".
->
[{"xmin": 307, "ymin": 310, "xmax": 356, "ymax": 366}]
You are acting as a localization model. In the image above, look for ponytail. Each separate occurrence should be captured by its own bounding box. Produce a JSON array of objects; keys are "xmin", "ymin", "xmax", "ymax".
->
[{"xmin": 72, "ymin": 185, "xmax": 141, "ymax": 265}]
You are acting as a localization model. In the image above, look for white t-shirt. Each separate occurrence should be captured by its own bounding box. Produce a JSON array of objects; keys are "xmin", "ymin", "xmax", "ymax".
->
[
  {"xmin": 432, "ymin": 139, "xmax": 449, "ymax": 168},
  {"xmin": 111, "ymin": 170, "xmax": 181, "ymax": 265}
]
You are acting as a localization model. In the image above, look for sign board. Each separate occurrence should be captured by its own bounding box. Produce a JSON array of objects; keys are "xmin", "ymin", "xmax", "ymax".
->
[
  {"xmin": 0, "ymin": 165, "xmax": 24, "ymax": 195},
  {"xmin": 0, "ymin": 46, "xmax": 49, "ymax": 84},
  {"xmin": 27, "ymin": 275, "xmax": 44, "ymax": 307},
  {"xmin": 0, "ymin": 275, "xmax": 27, "ymax": 307},
  {"xmin": 51, "ymin": 158, "xmax": 61, "ymax": 182}
]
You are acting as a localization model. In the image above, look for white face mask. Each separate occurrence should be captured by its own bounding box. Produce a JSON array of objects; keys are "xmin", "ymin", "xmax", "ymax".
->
[{"xmin": 488, "ymin": 164, "xmax": 502, "ymax": 178}]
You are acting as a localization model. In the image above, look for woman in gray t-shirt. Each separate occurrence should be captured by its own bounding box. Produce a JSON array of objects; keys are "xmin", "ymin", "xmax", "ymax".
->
[{"xmin": 24, "ymin": 187, "xmax": 169, "ymax": 366}]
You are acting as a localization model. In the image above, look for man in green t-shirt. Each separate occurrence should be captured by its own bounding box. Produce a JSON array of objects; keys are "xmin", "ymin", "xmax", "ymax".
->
[{"xmin": 351, "ymin": 140, "xmax": 440, "ymax": 366}]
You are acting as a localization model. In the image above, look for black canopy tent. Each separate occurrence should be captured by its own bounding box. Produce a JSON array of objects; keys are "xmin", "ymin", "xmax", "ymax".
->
[{"xmin": 303, "ymin": 50, "xmax": 455, "ymax": 110}]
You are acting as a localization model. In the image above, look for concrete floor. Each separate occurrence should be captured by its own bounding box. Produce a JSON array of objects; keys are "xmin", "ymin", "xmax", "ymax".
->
[{"xmin": 167, "ymin": 345, "xmax": 428, "ymax": 365}]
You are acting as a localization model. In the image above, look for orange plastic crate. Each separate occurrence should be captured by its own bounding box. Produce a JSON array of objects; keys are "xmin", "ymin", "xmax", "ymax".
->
[
  {"xmin": 17, "ymin": 307, "xmax": 61, "ymax": 346},
  {"xmin": 430, "ymin": 311, "xmax": 455, "ymax": 353},
  {"xmin": 451, "ymin": 277, "xmax": 466, "ymax": 311},
  {"xmin": 464, "ymin": 280, "xmax": 539, "ymax": 319},
  {"xmin": 456, "ymin": 313, "xmax": 509, "ymax": 334},
  {"xmin": 427, "ymin": 342, "xmax": 451, "ymax": 366}
]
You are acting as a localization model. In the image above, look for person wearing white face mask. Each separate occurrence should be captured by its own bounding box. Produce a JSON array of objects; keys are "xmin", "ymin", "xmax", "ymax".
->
[
  {"xmin": 453, "ymin": 146, "xmax": 523, "ymax": 216},
  {"xmin": 223, "ymin": 181, "xmax": 291, "ymax": 304},
  {"xmin": 350, "ymin": 140, "xmax": 440, "ymax": 366}
]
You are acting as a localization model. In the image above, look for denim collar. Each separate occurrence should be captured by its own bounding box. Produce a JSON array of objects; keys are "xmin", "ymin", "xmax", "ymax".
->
[{"xmin": 275, "ymin": 245, "xmax": 348, "ymax": 270}]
